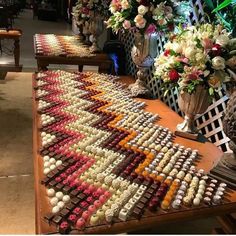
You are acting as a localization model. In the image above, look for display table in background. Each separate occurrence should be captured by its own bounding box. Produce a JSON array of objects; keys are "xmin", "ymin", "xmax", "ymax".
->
[
  {"xmin": 33, "ymin": 71, "xmax": 236, "ymax": 234},
  {"xmin": 0, "ymin": 29, "xmax": 22, "ymax": 79},
  {"xmin": 33, "ymin": 34, "xmax": 112, "ymax": 73}
]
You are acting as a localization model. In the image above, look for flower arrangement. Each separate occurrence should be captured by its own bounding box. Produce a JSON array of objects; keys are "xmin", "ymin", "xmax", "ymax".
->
[
  {"xmin": 105, "ymin": 0, "xmax": 189, "ymax": 34},
  {"xmin": 73, "ymin": 0, "xmax": 109, "ymax": 25},
  {"xmin": 154, "ymin": 23, "xmax": 233, "ymax": 96}
]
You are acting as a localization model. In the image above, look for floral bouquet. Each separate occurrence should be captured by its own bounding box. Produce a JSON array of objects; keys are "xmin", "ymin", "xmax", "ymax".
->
[
  {"xmin": 73, "ymin": 0, "xmax": 109, "ymax": 26},
  {"xmin": 154, "ymin": 23, "xmax": 233, "ymax": 96},
  {"xmin": 105, "ymin": 0, "xmax": 189, "ymax": 34},
  {"xmin": 72, "ymin": 0, "xmax": 91, "ymax": 26}
]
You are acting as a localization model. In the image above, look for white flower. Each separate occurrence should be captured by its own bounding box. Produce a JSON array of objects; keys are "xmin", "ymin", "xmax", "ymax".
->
[
  {"xmin": 212, "ymin": 56, "xmax": 225, "ymax": 70},
  {"xmin": 166, "ymin": 13, "xmax": 173, "ymax": 19},
  {"xmin": 172, "ymin": 42, "xmax": 182, "ymax": 53},
  {"xmin": 195, "ymin": 52, "xmax": 205, "ymax": 62},
  {"xmin": 138, "ymin": 5, "xmax": 148, "ymax": 15},
  {"xmin": 110, "ymin": 5, "xmax": 117, "ymax": 13},
  {"xmin": 121, "ymin": 0, "xmax": 130, "ymax": 10},
  {"xmin": 216, "ymin": 34, "xmax": 230, "ymax": 46},
  {"xmin": 184, "ymin": 46, "xmax": 195, "ymax": 59}
]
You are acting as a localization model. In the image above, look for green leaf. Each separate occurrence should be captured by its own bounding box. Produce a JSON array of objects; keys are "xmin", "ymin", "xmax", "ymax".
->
[
  {"xmin": 204, "ymin": 0, "xmax": 216, "ymax": 10},
  {"xmin": 212, "ymin": 0, "xmax": 234, "ymax": 12},
  {"xmin": 209, "ymin": 87, "xmax": 214, "ymax": 96}
]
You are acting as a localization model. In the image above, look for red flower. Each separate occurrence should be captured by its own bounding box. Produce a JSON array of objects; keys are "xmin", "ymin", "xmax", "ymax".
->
[
  {"xmin": 140, "ymin": 0, "xmax": 149, "ymax": 6},
  {"xmin": 167, "ymin": 23, "xmax": 174, "ymax": 31},
  {"xmin": 211, "ymin": 44, "xmax": 222, "ymax": 56},
  {"xmin": 164, "ymin": 49, "xmax": 171, "ymax": 56},
  {"xmin": 82, "ymin": 7, "xmax": 89, "ymax": 15},
  {"xmin": 188, "ymin": 73, "xmax": 198, "ymax": 80},
  {"xmin": 169, "ymin": 69, "xmax": 180, "ymax": 82}
]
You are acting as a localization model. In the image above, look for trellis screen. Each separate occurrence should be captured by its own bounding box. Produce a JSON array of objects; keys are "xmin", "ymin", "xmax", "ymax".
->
[{"xmin": 118, "ymin": 0, "xmax": 231, "ymax": 152}]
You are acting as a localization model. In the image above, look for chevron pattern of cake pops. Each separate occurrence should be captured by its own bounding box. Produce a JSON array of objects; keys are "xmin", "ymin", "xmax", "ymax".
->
[{"xmin": 34, "ymin": 70, "xmax": 228, "ymax": 234}]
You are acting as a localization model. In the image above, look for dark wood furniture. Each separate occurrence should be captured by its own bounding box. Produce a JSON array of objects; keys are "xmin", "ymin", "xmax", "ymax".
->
[
  {"xmin": 0, "ymin": 29, "xmax": 22, "ymax": 79},
  {"xmin": 33, "ymin": 34, "xmax": 113, "ymax": 73},
  {"xmin": 33, "ymin": 75, "xmax": 236, "ymax": 234}
]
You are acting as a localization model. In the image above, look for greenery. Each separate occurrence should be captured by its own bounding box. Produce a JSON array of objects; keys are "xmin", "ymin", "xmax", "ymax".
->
[{"xmin": 204, "ymin": 0, "xmax": 236, "ymax": 36}]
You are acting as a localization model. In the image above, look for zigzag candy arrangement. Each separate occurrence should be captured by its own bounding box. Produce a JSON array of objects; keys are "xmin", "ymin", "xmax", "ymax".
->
[
  {"xmin": 34, "ymin": 34, "xmax": 95, "ymax": 57},
  {"xmin": 35, "ymin": 70, "xmax": 228, "ymax": 234}
]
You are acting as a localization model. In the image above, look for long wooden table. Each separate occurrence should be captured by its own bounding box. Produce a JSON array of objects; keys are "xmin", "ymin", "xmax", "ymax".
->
[
  {"xmin": 33, "ymin": 75, "xmax": 236, "ymax": 234},
  {"xmin": 0, "ymin": 29, "xmax": 22, "ymax": 79},
  {"xmin": 33, "ymin": 34, "xmax": 112, "ymax": 73}
]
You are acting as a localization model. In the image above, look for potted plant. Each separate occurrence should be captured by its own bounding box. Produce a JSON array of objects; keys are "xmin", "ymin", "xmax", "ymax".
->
[{"xmin": 154, "ymin": 23, "xmax": 233, "ymax": 139}]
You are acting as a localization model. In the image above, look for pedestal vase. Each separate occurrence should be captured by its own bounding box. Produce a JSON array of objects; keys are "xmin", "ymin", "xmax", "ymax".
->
[{"xmin": 128, "ymin": 33, "xmax": 157, "ymax": 98}]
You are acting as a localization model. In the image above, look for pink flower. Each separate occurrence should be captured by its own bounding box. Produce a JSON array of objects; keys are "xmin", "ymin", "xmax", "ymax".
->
[
  {"xmin": 203, "ymin": 38, "xmax": 213, "ymax": 51},
  {"xmin": 123, "ymin": 20, "xmax": 131, "ymax": 29},
  {"xmin": 145, "ymin": 24, "xmax": 157, "ymax": 34},
  {"xmin": 176, "ymin": 57, "xmax": 189, "ymax": 64}
]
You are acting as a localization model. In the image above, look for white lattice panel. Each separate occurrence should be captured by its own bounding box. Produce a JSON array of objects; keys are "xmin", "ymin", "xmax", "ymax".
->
[{"xmin": 118, "ymin": 0, "xmax": 230, "ymax": 152}]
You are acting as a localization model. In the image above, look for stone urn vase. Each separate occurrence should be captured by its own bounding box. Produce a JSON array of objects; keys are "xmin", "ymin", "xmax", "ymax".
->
[
  {"xmin": 83, "ymin": 21, "xmax": 92, "ymax": 46},
  {"xmin": 89, "ymin": 15, "xmax": 104, "ymax": 53},
  {"xmin": 176, "ymin": 85, "xmax": 210, "ymax": 140},
  {"xmin": 128, "ymin": 32, "xmax": 158, "ymax": 97}
]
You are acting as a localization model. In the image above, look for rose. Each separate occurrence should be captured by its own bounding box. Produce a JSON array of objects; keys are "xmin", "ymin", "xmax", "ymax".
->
[
  {"xmin": 122, "ymin": 20, "xmax": 131, "ymax": 29},
  {"xmin": 169, "ymin": 69, "xmax": 180, "ymax": 82},
  {"xmin": 216, "ymin": 34, "xmax": 229, "ymax": 46},
  {"xmin": 211, "ymin": 44, "xmax": 222, "ymax": 57},
  {"xmin": 164, "ymin": 49, "xmax": 170, "ymax": 56},
  {"xmin": 134, "ymin": 14, "xmax": 146, "ymax": 29},
  {"xmin": 82, "ymin": 7, "xmax": 89, "ymax": 15},
  {"xmin": 158, "ymin": 18, "xmax": 167, "ymax": 26},
  {"xmin": 145, "ymin": 24, "xmax": 156, "ymax": 34},
  {"xmin": 212, "ymin": 56, "xmax": 225, "ymax": 70},
  {"xmin": 138, "ymin": 5, "xmax": 148, "ymax": 15},
  {"xmin": 121, "ymin": 0, "xmax": 130, "ymax": 10}
]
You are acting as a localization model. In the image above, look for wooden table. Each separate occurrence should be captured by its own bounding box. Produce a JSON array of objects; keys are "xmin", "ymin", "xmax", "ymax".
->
[
  {"xmin": 0, "ymin": 29, "xmax": 22, "ymax": 79},
  {"xmin": 33, "ymin": 34, "xmax": 112, "ymax": 73},
  {"xmin": 33, "ymin": 74, "xmax": 236, "ymax": 234}
]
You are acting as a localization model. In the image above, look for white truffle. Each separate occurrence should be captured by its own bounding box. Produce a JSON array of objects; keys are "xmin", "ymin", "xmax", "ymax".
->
[
  {"xmin": 62, "ymin": 195, "xmax": 70, "ymax": 203},
  {"xmin": 57, "ymin": 201, "xmax": 65, "ymax": 209},
  {"xmin": 50, "ymin": 197, "xmax": 59, "ymax": 206},
  {"xmin": 47, "ymin": 188, "xmax": 55, "ymax": 197},
  {"xmin": 56, "ymin": 191, "xmax": 64, "ymax": 200},
  {"xmin": 52, "ymin": 206, "xmax": 60, "ymax": 214}
]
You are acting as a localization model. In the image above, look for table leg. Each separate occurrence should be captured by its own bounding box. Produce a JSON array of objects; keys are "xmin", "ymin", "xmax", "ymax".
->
[
  {"xmin": 79, "ymin": 65, "xmax": 83, "ymax": 72},
  {"xmin": 14, "ymin": 39, "xmax": 20, "ymax": 67},
  {"xmin": 37, "ymin": 61, "xmax": 48, "ymax": 71}
]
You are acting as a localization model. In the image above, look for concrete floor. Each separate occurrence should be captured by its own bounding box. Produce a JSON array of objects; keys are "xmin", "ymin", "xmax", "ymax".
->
[
  {"xmin": 0, "ymin": 9, "xmax": 221, "ymax": 235},
  {"xmin": 0, "ymin": 72, "xmax": 34, "ymax": 234}
]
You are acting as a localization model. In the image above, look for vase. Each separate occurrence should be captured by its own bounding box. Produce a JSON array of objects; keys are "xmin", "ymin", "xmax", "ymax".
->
[
  {"xmin": 128, "ymin": 32, "xmax": 157, "ymax": 97},
  {"xmin": 78, "ymin": 24, "xmax": 85, "ymax": 42},
  {"xmin": 176, "ymin": 85, "xmax": 210, "ymax": 140},
  {"xmin": 82, "ymin": 21, "xmax": 91, "ymax": 46},
  {"xmin": 89, "ymin": 15, "xmax": 104, "ymax": 53}
]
